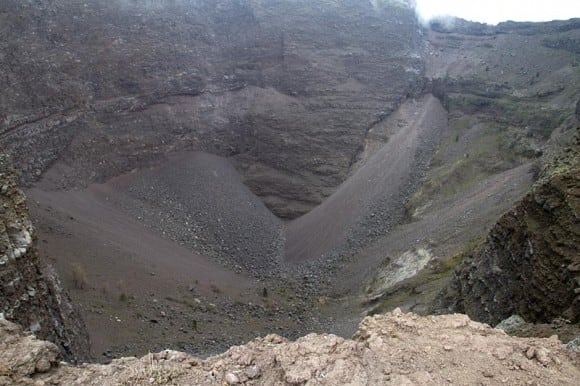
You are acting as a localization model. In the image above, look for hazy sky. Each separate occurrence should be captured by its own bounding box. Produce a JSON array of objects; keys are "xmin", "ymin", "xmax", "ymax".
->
[{"xmin": 414, "ymin": 0, "xmax": 580, "ymax": 25}]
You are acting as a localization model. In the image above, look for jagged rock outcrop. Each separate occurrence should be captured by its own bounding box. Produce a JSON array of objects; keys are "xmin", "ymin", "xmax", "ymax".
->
[
  {"xmin": 435, "ymin": 138, "xmax": 580, "ymax": 325},
  {"xmin": 0, "ymin": 153, "xmax": 89, "ymax": 362},
  {"xmin": 1, "ymin": 309, "xmax": 579, "ymax": 385}
]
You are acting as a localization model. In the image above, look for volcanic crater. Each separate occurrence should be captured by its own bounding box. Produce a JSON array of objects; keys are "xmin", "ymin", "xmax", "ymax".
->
[{"xmin": 1, "ymin": 0, "xmax": 579, "ymax": 364}]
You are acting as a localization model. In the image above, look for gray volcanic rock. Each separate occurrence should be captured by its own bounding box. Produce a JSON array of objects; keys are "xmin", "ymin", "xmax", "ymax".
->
[
  {"xmin": 0, "ymin": 0, "xmax": 424, "ymax": 219},
  {"xmin": 0, "ymin": 153, "xmax": 89, "ymax": 362},
  {"xmin": 495, "ymin": 315, "xmax": 528, "ymax": 334}
]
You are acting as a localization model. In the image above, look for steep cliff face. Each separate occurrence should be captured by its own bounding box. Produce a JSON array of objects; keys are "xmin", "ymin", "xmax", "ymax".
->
[
  {"xmin": 435, "ymin": 138, "xmax": 580, "ymax": 325},
  {"xmin": 0, "ymin": 0, "xmax": 423, "ymax": 219},
  {"xmin": 0, "ymin": 153, "xmax": 89, "ymax": 362}
]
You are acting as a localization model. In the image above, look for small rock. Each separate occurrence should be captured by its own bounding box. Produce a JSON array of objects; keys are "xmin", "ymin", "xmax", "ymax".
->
[
  {"xmin": 246, "ymin": 365, "xmax": 261, "ymax": 379},
  {"xmin": 495, "ymin": 315, "xmax": 526, "ymax": 334},
  {"xmin": 35, "ymin": 358, "xmax": 52, "ymax": 373},
  {"xmin": 535, "ymin": 348, "xmax": 551, "ymax": 365},
  {"xmin": 526, "ymin": 347, "xmax": 536, "ymax": 359},
  {"xmin": 565, "ymin": 337, "xmax": 580, "ymax": 352},
  {"xmin": 225, "ymin": 372, "xmax": 240, "ymax": 384},
  {"xmin": 525, "ymin": 347, "xmax": 551, "ymax": 365},
  {"xmin": 391, "ymin": 308, "xmax": 403, "ymax": 316},
  {"xmin": 482, "ymin": 370, "xmax": 494, "ymax": 378}
]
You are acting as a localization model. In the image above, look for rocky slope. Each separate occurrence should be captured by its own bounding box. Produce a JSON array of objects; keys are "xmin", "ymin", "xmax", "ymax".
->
[
  {"xmin": 98, "ymin": 152, "xmax": 285, "ymax": 276},
  {"xmin": 285, "ymin": 94, "xmax": 446, "ymax": 263},
  {"xmin": 1, "ymin": 309, "xmax": 579, "ymax": 385},
  {"xmin": 435, "ymin": 138, "xmax": 580, "ymax": 326},
  {"xmin": 0, "ymin": 153, "xmax": 88, "ymax": 362}
]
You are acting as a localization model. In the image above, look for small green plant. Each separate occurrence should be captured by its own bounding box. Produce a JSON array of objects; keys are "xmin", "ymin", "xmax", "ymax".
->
[{"xmin": 119, "ymin": 292, "xmax": 128, "ymax": 302}]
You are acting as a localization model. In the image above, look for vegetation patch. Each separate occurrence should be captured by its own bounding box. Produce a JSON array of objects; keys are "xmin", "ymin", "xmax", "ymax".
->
[{"xmin": 448, "ymin": 94, "xmax": 566, "ymax": 135}]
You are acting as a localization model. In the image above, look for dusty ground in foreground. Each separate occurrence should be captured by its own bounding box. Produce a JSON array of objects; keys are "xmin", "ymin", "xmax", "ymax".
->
[{"xmin": 2, "ymin": 309, "xmax": 579, "ymax": 385}]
